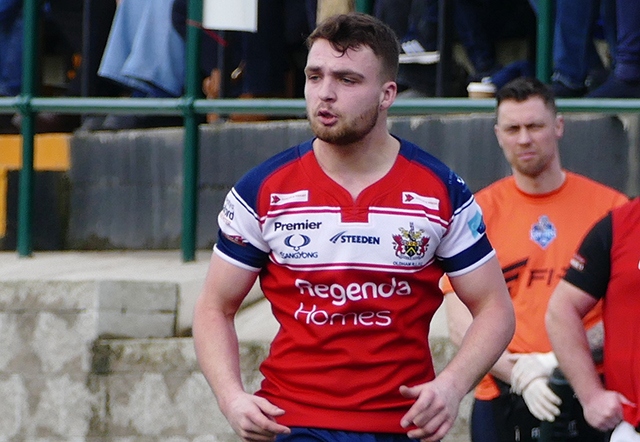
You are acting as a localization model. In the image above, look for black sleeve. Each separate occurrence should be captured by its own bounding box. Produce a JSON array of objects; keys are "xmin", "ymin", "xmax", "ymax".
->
[{"xmin": 563, "ymin": 213, "xmax": 613, "ymax": 300}]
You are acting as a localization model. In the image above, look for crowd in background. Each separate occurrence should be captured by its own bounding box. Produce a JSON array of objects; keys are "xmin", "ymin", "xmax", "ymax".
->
[{"xmin": 0, "ymin": 0, "xmax": 638, "ymax": 133}]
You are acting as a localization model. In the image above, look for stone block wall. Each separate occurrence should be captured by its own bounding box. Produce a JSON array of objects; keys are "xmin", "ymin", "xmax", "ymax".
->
[
  {"xmin": 86, "ymin": 337, "xmax": 468, "ymax": 442},
  {"xmin": 0, "ymin": 277, "xmax": 468, "ymax": 441},
  {"xmin": 89, "ymin": 338, "xmax": 268, "ymax": 442},
  {"xmin": 0, "ymin": 279, "xmax": 184, "ymax": 441},
  {"xmin": 0, "ymin": 280, "xmax": 99, "ymax": 440}
]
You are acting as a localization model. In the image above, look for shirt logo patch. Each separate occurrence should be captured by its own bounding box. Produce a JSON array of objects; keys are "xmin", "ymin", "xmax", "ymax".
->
[
  {"xmin": 392, "ymin": 223, "xmax": 430, "ymax": 259},
  {"xmin": 570, "ymin": 253, "xmax": 586, "ymax": 272},
  {"xmin": 270, "ymin": 190, "xmax": 309, "ymax": 205},
  {"xmin": 280, "ymin": 234, "xmax": 318, "ymax": 259},
  {"xmin": 530, "ymin": 215, "xmax": 557, "ymax": 249},
  {"xmin": 467, "ymin": 211, "xmax": 486, "ymax": 238},
  {"xmin": 402, "ymin": 192, "xmax": 440, "ymax": 210},
  {"xmin": 284, "ymin": 234, "xmax": 311, "ymax": 251},
  {"xmin": 329, "ymin": 231, "xmax": 381, "ymax": 245}
]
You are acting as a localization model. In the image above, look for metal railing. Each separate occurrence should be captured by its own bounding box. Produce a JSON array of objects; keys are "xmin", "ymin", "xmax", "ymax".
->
[{"xmin": 4, "ymin": 0, "xmax": 639, "ymax": 261}]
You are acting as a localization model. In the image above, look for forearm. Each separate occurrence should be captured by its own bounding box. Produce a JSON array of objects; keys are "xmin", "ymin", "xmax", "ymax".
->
[
  {"xmin": 547, "ymin": 301, "xmax": 603, "ymax": 404},
  {"xmin": 445, "ymin": 290, "xmax": 515, "ymax": 386},
  {"xmin": 193, "ymin": 297, "xmax": 246, "ymax": 410},
  {"xmin": 441, "ymin": 301, "xmax": 515, "ymax": 397},
  {"xmin": 586, "ymin": 321, "xmax": 604, "ymax": 363},
  {"xmin": 487, "ymin": 350, "xmax": 517, "ymax": 384}
]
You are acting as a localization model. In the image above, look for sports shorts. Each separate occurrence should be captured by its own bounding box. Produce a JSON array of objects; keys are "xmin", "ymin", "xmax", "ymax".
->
[{"xmin": 276, "ymin": 427, "xmax": 421, "ymax": 442}]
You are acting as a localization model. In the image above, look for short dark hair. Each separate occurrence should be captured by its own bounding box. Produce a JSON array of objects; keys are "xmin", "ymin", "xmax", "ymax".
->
[
  {"xmin": 496, "ymin": 77, "xmax": 557, "ymax": 114},
  {"xmin": 306, "ymin": 13, "xmax": 400, "ymax": 81}
]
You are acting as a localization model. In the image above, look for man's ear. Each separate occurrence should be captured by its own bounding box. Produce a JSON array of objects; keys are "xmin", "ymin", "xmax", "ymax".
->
[{"xmin": 380, "ymin": 81, "xmax": 398, "ymax": 110}]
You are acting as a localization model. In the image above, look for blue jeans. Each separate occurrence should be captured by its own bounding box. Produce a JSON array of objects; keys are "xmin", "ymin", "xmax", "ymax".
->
[
  {"xmin": 452, "ymin": 0, "xmax": 536, "ymax": 76},
  {"xmin": 614, "ymin": 0, "xmax": 640, "ymax": 82},
  {"xmin": 98, "ymin": 0, "xmax": 185, "ymax": 97},
  {"xmin": 528, "ymin": 0, "xmax": 616, "ymax": 89},
  {"xmin": 241, "ymin": 0, "xmax": 317, "ymax": 97},
  {"xmin": 0, "ymin": 7, "xmax": 22, "ymax": 96},
  {"xmin": 373, "ymin": 0, "xmax": 413, "ymax": 41}
]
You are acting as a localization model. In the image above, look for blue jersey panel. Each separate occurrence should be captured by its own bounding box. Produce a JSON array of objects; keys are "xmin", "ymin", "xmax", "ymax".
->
[
  {"xmin": 233, "ymin": 139, "xmax": 314, "ymax": 212},
  {"xmin": 400, "ymin": 139, "xmax": 474, "ymax": 216}
]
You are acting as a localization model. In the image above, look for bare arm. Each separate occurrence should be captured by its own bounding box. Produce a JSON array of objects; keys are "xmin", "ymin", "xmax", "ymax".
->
[
  {"xmin": 444, "ymin": 289, "xmax": 517, "ymax": 384},
  {"xmin": 193, "ymin": 253, "xmax": 291, "ymax": 441},
  {"xmin": 546, "ymin": 280, "xmax": 628, "ymax": 431},
  {"xmin": 400, "ymin": 255, "xmax": 515, "ymax": 441}
]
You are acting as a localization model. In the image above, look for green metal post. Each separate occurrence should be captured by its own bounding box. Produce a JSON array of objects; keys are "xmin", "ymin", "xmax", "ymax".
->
[
  {"xmin": 536, "ymin": 0, "xmax": 553, "ymax": 83},
  {"xmin": 355, "ymin": 0, "xmax": 373, "ymax": 14},
  {"xmin": 17, "ymin": 0, "xmax": 40, "ymax": 257},
  {"xmin": 181, "ymin": 0, "xmax": 203, "ymax": 262}
]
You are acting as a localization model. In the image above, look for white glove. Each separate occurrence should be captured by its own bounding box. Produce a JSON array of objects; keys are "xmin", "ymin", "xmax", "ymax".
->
[
  {"xmin": 522, "ymin": 377, "xmax": 562, "ymax": 422},
  {"xmin": 510, "ymin": 352, "xmax": 558, "ymax": 394}
]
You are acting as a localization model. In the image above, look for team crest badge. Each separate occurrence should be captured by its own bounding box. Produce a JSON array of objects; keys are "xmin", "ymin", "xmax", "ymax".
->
[
  {"xmin": 392, "ymin": 223, "xmax": 430, "ymax": 259},
  {"xmin": 530, "ymin": 215, "xmax": 557, "ymax": 249}
]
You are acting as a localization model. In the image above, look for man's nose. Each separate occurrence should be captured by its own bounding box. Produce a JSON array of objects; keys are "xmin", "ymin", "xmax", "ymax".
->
[
  {"xmin": 517, "ymin": 128, "xmax": 532, "ymax": 144},
  {"xmin": 318, "ymin": 78, "xmax": 337, "ymax": 101}
]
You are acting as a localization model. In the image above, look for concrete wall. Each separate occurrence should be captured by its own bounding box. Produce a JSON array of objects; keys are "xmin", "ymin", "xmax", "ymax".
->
[
  {"xmin": 0, "ymin": 275, "xmax": 466, "ymax": 441},
  {"xmin": 0, "ymin": 275, "xmax": 206, "ymax": 441},
  {"xmin": 67, "ymin": 114, "xmax": 639, "ymax": 250}
]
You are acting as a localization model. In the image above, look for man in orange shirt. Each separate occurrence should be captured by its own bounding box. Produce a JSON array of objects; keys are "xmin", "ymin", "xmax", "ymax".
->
[{"xmin": 442, "ymin": 77, "xmax": 629, "ymax": 442}]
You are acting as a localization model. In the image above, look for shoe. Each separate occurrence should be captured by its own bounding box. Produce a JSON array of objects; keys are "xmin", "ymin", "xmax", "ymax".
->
[
  {"xmin": 488, "ymin": 60, "xmax": 534, "ymax": 89},
  {"xmin": 586, "ymin": 76, "xmax": 640, "ymax": 98},
  {"xmin": 551, "ymin": 80, "xmax": 586, "ymax": 98},
  {"xmin": 399, "ymin": 39, "xmax": 440, "ymax": 65},
  {"xmin": 468, "ymin": 65, "xmax": 502, "ymax": 84}
]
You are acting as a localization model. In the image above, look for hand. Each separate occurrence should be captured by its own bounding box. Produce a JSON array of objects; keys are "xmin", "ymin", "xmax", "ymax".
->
[
  {"xmin": 582, "ymin": 389, "xmax": 634, "ymax": 431},
  {"xmin": 510, "ymin": 352, "xmax": 558, "ymax": 394},
  {"xmin": 521, "ymin": 378, "xmax": 562, "ymax": 422},
  {"xmin": 222, "ymin": 392, "xmax": 291, "ymax": 442},
  {"xmin": 399, "ymin": 381, "xmax": 462, "ymax": 441}
]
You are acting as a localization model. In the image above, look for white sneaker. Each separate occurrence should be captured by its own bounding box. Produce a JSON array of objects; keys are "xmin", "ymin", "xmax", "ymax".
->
[{"xmin": 399, "ymin": 39, "xmax": 440, "ymax": 64}]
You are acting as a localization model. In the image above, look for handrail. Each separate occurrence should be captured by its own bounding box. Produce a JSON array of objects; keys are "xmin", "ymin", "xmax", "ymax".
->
[{"xmin": 3, "ymin": 96, "xmax": 640, "ymax": 116}]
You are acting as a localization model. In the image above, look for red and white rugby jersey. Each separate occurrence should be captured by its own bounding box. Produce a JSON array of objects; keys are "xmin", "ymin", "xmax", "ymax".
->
[{"xmin": 214, "ymin": 137, "xmax": 494, "ymax": 433}]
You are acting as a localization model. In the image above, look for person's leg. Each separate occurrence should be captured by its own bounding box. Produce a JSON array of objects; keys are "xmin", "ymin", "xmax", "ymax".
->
[
  {"xmin": 471, "ymin": 399, "xmax": 500, "ymax": 442},
  {"xmin": 120, "ymin": 0, "xmax": 185, "ymax": 97},
  {"xmin": 406, "ymin": 0, "xmax": 438, "ymax": 51},
  {"xmin": 551, "ymin": 0, "xmax": 602, "ymax": 93},
  {"xmin": 373, "ymin": 0, "xmax": 412, "ymax": 41},
  {"xmin": 600, "ymin": 0, "xmax": 617, "ymax": 68},
  {"xmin": 0, "ymin": 8, "xmax": 22, "ymax": 133},
  {"xmin": 587, "ymin": 0, "xmax": 640, "ymax": 97},
  {"xmin": 452, "ymin": 0, "xmax": 500, "ymax": 78},
  {"xmin": 0, "ymin": 9, "xmax": 22, "ymax": 97},
  {"xmin": 613, "ymin": 0, "xmax": 640, "ymax": 83},
  {"xmin": 241, "ymin": 0, "xmax": 287, "ymax": 97}
]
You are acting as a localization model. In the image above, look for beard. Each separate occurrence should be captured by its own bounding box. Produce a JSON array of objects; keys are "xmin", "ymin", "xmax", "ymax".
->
[
  {"xmin": 309, "ymin": 105, "xmax": 379, "ymax": 145},
  {"xmin": 512, "ymin": 151, "xmax": 554, "ymax": 178}
]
